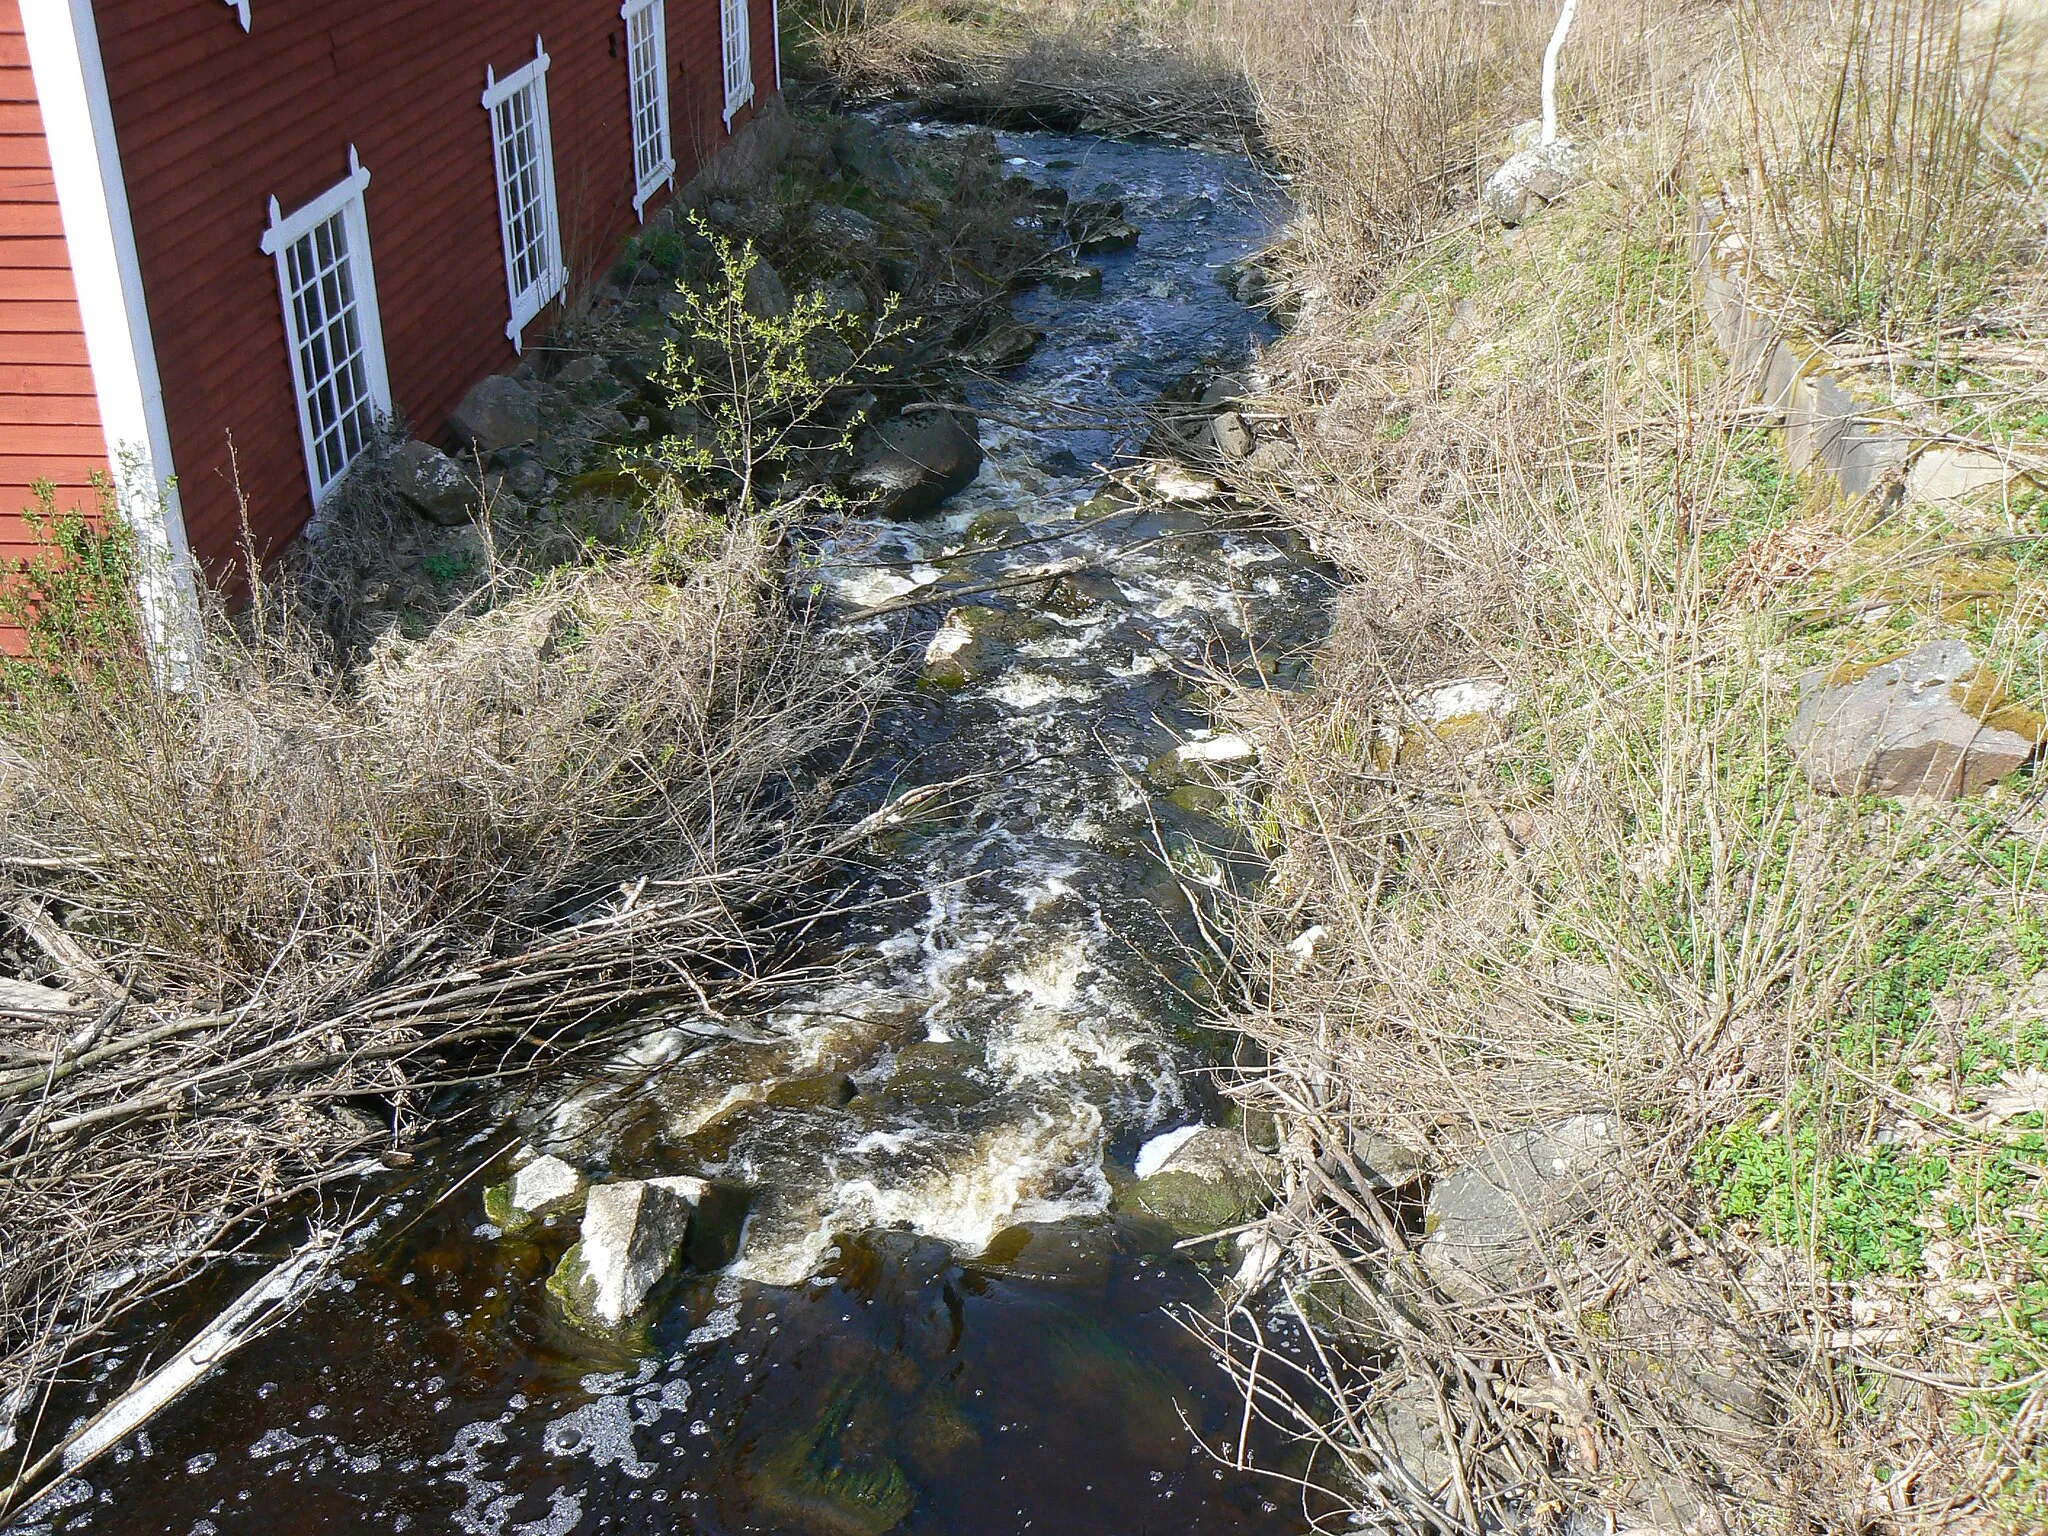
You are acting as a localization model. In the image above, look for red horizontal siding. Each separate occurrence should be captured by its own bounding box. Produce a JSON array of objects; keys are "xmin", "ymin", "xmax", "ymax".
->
[
  {"xmin": 93, "ymin": 0, "xmax": 781, "ymax": 579},
  {"xmin": 0, "ymin": 0, "xmax": 107, "ymax": 599}
]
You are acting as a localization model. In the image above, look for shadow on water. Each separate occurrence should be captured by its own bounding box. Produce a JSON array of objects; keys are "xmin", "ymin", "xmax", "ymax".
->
[{"xmin": 11, "ymin": 127, "xmax": 1344, "ymax": 1536}]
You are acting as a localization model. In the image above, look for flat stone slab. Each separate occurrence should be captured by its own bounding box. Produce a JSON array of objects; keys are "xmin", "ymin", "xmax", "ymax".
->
[
  {"xmin": 1418, "ymin": 1113, "xmax": 1622, "ymax": 1299},
  {"xmin": 1789, "ymin": 640, "xmax": 2044, "ymax": 800}
]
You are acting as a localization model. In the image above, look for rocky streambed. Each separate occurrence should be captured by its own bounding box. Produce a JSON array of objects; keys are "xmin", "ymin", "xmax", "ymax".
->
[{"xmin": 10, "ymin": 128, "xmax": 1338, "ymax": 1536}]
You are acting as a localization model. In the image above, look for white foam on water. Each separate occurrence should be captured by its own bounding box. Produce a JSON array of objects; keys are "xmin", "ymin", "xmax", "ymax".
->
[
  {"xmin": 1001, "ymin": 937, "xmax": 1086, "ymax": 1012},
  {"xmin": 542, "ymin": 1396, "xmax": 652, "ymax": 1478},
  {"xmin": 1016, "ymin": 628, "xmax": 1102, "ymax": 660},
  {"xmin": 1134, "ymin": 1125, "xmax": 1207, "ymax": 1178},
  {"xmin": 851, "ymin": 1127, "xmax": 930, "ymax": 1156},
  {"xmin": 730, "ymin": 1103, "xmax": 1110, "ymax": 1286},
  {"xmin": 511, "ymin": 1488, "xmax": 584, "ymax": 1536},
  {"xmin": 986, "ymin": 671, "xmax": 1097, "ymax": 709},
  {"xmin": 924, "ymin": 612, "xmax": 975, "ymax": 664}
]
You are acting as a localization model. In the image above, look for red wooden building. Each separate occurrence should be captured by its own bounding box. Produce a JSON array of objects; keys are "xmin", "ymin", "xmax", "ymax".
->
[{"xmin": 2, "ymin": 0, "xmax": 780, "ymax": 632}]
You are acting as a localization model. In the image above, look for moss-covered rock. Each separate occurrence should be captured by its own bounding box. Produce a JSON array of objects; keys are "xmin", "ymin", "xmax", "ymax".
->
[{"xmin": 1128, "ymin": 1128, "xmax": 1276, "ymax": 1235}]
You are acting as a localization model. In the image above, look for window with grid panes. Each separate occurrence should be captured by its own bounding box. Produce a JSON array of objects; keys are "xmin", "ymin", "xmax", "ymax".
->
[
  {"xmin": 622, "ymin": 0, "xmax": 673, "ymax": 216},
  {"xmin": 483, "ymin": 42, "xmax": 565, "ymax": 347},
  {"xmin": 261, "ymin": 151, "xmax": 391, "ymax": 502},
  {"xmin": 720, "ymin": 0, "xmax": 752, "ymax": 126}
]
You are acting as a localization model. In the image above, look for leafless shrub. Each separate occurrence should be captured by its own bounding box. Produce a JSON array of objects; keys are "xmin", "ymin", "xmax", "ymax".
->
[
  {"xmin": 1735, "ymin": 0, "xmax": 2048, "ymax": 340},
  {"xmin": 0, "ymin": 486, "xmax": 874, "ymax": 1462}
]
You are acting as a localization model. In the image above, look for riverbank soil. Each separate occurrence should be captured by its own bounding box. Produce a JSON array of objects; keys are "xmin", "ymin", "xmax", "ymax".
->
[
  {"xmin": 0, "ymin": 112, "xmax": 1054, "ymax": 1493},
  {"xmin": 796, "ymin": 0, "xmax": 2048, "ymax": 1530}
]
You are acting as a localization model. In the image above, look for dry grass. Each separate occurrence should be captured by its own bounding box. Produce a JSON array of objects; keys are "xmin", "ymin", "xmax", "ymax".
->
[
  {"xmin": 0, "ymin": 482, "xmax": 872, "ymax": 1476},
  {"xmin": 1194, "ymin": 44, "xmax": 2048, "ymax": 1536}
]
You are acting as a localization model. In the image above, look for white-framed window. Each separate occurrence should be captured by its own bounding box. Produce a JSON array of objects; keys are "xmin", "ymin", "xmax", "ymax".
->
[
  {"xmin": 260, "ymin": 146, "xmax": 391, "ymax": 503},
  {"xmin": 483, "ymin": 38, "xmax": 566, "ymax": 351},
  {"xmin": 621, "ymin": 0, "xmax": 674, "ymax": 218},
  {"xmin": 720, "ymin": 0, "xmax": 753, "ymax": 129}
]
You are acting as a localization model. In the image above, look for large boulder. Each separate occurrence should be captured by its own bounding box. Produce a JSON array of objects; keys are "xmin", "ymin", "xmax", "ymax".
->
[
  {"xmin": 1129, "ymin": 1126, "xmax": 1276, "ymax": 1235},
  {"xmin": 832, "ymin": 119, "xmax": 913, "ymax": 195},
  {"xmin": 960, "ymin": 321, "xmax": 1042, "ymax": 371},
  {"xmin": 850, "ymin": 409, "xmax": 983, "ymax": 518},
  {"xmin": 1418, "ymin": 1113, "xmax": 1623, "ymax": 1300},
  {"xmin": 1481, "ymin": 140, "xmax": 1583, "ymax": 227},
  {"xmin": 1789, "ymin": 640, "xmax": 2045, "ymax": 800},
  {"xmin": 483, "ymin": 1154, "xmax": 588, "ymax": 1235},
  {"xmin": 448, "ymin": 374, "xmax": 539, "ymax": 455},
  {"xmin": 546, "ymin": 1175, "xmax": 707, "ymax": 1332},
  {"xmin": 812, "ymin": 204, "xmax": 880, "ymax": 250},
  {"xmin": 388, "ymin": 439, "xmax": 478, "ymax": 526},
  {"xmin": 743, "ymin": 257, "xmax": 792, "ymax": 320}
]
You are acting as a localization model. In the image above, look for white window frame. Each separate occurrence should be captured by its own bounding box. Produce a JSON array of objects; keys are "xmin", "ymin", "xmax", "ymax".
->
[
  {"xmin": 260, "ymin": 146, "xmax": 392, "ymax": 505},
  {"xmin": 720, "ymin": 0, "xmax": 753, "ymax": 129},
  {"xmin": 621, "ymin": 0, "xmax": 674, "ymax": 219},
  {"xmin": 483, "ymin": 38, "xmax": 567, "ymax": 351}
]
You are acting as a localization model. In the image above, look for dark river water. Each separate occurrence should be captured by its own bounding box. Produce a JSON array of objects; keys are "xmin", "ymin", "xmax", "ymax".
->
[{"xmin": 9, "ymin": 128, "xmax": 1340, "ymax": 1536}]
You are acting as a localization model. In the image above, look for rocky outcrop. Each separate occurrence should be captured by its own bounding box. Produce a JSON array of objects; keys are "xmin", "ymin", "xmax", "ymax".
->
[
  {"xmin": 1129, "ymin": 1127, "xmax": 1276, "ymax": 1235},
  {"xmin": 1480, "ymin": 140, "xmax": 1583, "ymax": 227},
  {"xmin": 448, "ymin": 374, "xmax": 539, "ymax": 456},
  {"xmin": 483, "ymin": 1154, "xmax": 587, "ymax": 1234},
  {"xmin": 388, "ymin": 439, "xmax": 478, "ymax": 526},
  {"xmin": 1418, "ymin": 1114, "xmax": 1623, "ymax": 1300},
  {"xmin": 851, "ymin": 409, "xmax": 984, "ymax": 517},
  {"xmin": 546, "ymin": 1175, "xmax": 707, "ymax": 1332},
  {"xmin": 1789, "ymin": 640, "xmax": 2045, "ymax": 800}
]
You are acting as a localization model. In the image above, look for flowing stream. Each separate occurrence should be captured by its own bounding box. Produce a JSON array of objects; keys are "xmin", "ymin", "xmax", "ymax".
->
[{"xmin": 12, "ymin": 128, "xmax": 1340, "ymax": 1536}]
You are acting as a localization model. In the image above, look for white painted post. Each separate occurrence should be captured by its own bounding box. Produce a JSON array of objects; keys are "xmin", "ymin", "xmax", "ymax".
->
[{"xmin": 1541, "ymin": 0, "xmax": 1579, "ymax": 146}]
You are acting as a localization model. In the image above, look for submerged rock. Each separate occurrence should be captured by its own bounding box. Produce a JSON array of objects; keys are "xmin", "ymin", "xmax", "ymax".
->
[
  {"xmin": 448, "ymin": 374, "xmax": 539, "ymax": 455},
  {"xmin": 547, "ymin": 1175, "xmax": 707, "ymax": 1332},
  {"xmin": 748, "ymin": 1375, "xmax": 915, "ymax": 1536},
  {"xmin": 851, "ymin": 409, "xmax": 983, "ymax": 518},
  {"xmin": 388, "ymin": 439, "xmax": 478, "ymax": 526},
  {"xmin": 483, "ymin": 1154, "xmax": 588, "ymax": 1234},
  {"xmin": 1789, "ymin": 640, "xmax": 2044, "ymax": 800},
  {"xmin": 1129, "ymin": 1127, "xmax": 1275, "ymax": 1235},
  {"xmin": 1480, "ymin": 140, "xmax": 1583, "ymax": 227},
  {"xmin": 1418, "ymin": 1114, "xmax": 1623, "ymax": 1300}
]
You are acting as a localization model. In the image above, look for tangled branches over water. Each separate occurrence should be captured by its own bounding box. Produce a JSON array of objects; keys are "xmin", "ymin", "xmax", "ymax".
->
[{"xmin": 0, "ymin": 499, "xmax": 874, "ymax": 1455}]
